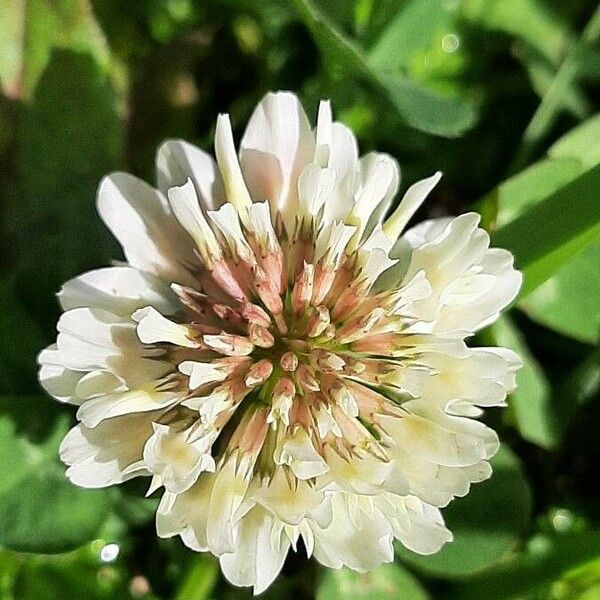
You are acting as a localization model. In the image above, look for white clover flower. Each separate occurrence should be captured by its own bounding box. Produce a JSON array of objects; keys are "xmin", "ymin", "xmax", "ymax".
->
[{"xmin": 38, "ymin": 91, "xmax": 522, "ymax": 594}]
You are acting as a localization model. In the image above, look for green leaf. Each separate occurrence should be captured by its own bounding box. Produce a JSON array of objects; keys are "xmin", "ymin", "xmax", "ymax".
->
[
  {"xmin": 0, "ymin": 416, "xmax": 38, "ymax": 496},
  {"xmin": 509, "ymin": 5, "xmax": 600, "ymax": 170},
  {"xmin": 367, "ymin": 0, "xmax": 452, "ymax": 72},
  {"xmin": 491, "ymin": 164, "xmax": 600, "ymax": 297},
  {"xmin": 0, "ymin": 469, "xmax": 112, "ymax": 554},
  {"xmin": 548, "ymin": 112, "xmax": 600, "ymax": 169},
  {"xmin": 520, "ymin": 240, "xmax": 600, "ymax": 344},
  {"xmin": 0, "ymin": 0, "xmax": 112, "ymax": 100},
  {"xmin": 523, "ymin": 49, "xmax": 591, "ymax": 121},
  {"xmin": 484, "ymin": 115, "xmax": 600, "ymax": 333},
  {"xmin": 0, "ymin": 414, "xmax": 112, "ymax": 554},
  {"xmin": 174, "ymin": 555, "xmax": 219, "ymax": 600},
  {"xmin": 317, "ymin": 563, "xmax": 429, "ymax": 600},
  {"xmin": 365, "ymin": 0, "xmax": 467, "ymax": 100},
  {"xmin": 493, "ymin": 317, "xmax": 556, "ymax": 449},
  {"xmin": 484, "ymin": 113, "xmax": 600, "ymax": 230},
  {"xmin": 376, "ymin": 74, "xmax": 475, "ymax": 139},
  {"xmin": 289, "ymin": 0, "xmax": 476, "ymax": 137},
  {"xmin": 443, "ymin": 532, "xmax": 600, "ymax": 600},
  {"xmin": 397, "ymin": 446, "xmax": 532, "ymax": 578},
  {"xmin": 492, "ymin": 157, "xmax": 583, "ymax": 228},
  {"xmin": 1, "ymin": 0, "xmax": 122, "ymax": 332},
  {"xmin": 12, "ymin": 545, "xmax": 130, "ymax": 600}
]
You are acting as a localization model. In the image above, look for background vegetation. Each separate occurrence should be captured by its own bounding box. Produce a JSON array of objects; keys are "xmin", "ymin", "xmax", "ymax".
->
[{"xmin": 0, "ymin": 1, "xmax": 599, "ymax": 598}]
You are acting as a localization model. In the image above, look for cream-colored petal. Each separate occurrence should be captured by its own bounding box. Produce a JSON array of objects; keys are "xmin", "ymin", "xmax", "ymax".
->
[
  {"xmin": 251, "ymin": 468, "xmax": 326, "ymax": 526},
  {"xmin": 417, "ymin": 347, "xmax": 521, "ymax": 410},
  {"xmin": 143, "ymin": 423, "xmax": 216, "ymax": 493}
]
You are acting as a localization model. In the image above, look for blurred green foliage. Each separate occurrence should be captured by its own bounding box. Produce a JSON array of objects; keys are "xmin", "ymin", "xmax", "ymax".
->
[{"xmin": 0, "ymin": 0, "xmax": 599, "ymax": 598}]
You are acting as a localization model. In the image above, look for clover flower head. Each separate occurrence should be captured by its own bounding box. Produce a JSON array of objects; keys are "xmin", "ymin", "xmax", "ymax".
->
[{"xmin": 39, "ymin": 91, "xmax": 521, "ymax": 594}]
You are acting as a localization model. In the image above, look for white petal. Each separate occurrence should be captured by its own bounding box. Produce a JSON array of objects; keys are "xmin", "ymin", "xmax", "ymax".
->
[
  {"xmin": 350, "ymin": 153, "xmax": 399, "ymax": 243},
  {"xmin": 76, "ymin": 386, "xmax": 180, "ymax": 428},
  {"xmin": 38, "ymin": 358, "xmax": 85, "ymax": 405},
  {"xmin": 314, "ymin": 99, "xmax": 332, "ymax": 167},
  {"xmin": 240, "ymin": 91, "xmax": 314, "ymax": 227},
  {"xmin": 251, "ymin": 468, "xmax": 326, "ymax": 526},
  {"xmin": 60, "ymin": 412, "xmax": 158, "ymax": 488},
  {"xmin": 156, "ymin": 139, "xmax": 224, "ymax": 210},
  {"xmin": 297, "ymin": 163, "xmax": 336, "ymax": 219},
  {"xmin": 215, "ymin": 113, "xmax": 252, "ymax": 213},
  {"xmin": 143, "ymin": 423, "xmax": 216, "ymax": 494},
  {"xmin": 388, "ymin": 448, "xmax": 492, "ymax": 507},
  {"xmin": 208, "ymin": 203, "xmax": 253, "ymax": 260},
  {"xmin": 178, "ymin": 361, "xmax": 229, "ymax": 389},
  {"xmin": 401, "ymin": 213, "xmax": 521, "ymax": 332},
  {"xmin": 383, "ymin": 171, "xmax": 442, "ymax": 241},
  {"xmin": 167, "ymin": 179, "xmax": 221, "ymax": 264},
  {"xmin": 321, "ymin": 123, "xmax": 359, "ymax": 224},
  {"xmin": 156, "ymin": 475, "xmax": 215, "ymax": 551},
  {"xmin": 380, "ymin": 494, "xmax": 452, "ymax": 555},
  {"xmin": 219, "ymin": 506, "xmax": 290, "ymax": 595},
  {"xmin": 74, "ymin": 369, "xmax": 125, "ymax": 400},
  {"xmin": 182, "ymin": 387, "xmax": 232, "ymax": 422},
  {"xmin": 59, "ymin": 267, "xmax": 179, "ymax": 316},
  {"xmin": 418, "ymin": 347, "xmax": 521, "ymax": 409},
  {"xmin": 133, "ymin": 306, "xmax": 197, "ymax": 347},
  {"xmin": 312, "ymin": 493, "xmax": 394, "ymax": 571},
  {"xmin": 53, "ymin": 307, "xmax": 170, "ymax": 386},
  {"xmin": 314, "ymin": 221, "xmax": 356, "ymax": 267},
  {"xmin": 97, "ymin": 172, "xmax": 197, "ymax": 285},
  {"xmin": 206, "ymin": 456, "xmax": 251, "ymax": 554},
  {"xmin": 379, "ymin": 411, "xmax": 492, "ymax": 469},
  {"xmin": 38, "ymin": 348, "xmax": 130, "ymax": 407},
  {"xmin": 247, "ymin": 201, "xmax": 278, "ymax": 251},
  {"xmin": 319, "ymin": 448, "xmax": 402, "ymax": 496},
  {"xmin": 356, "ymin": 245, "xmax": 397, "ymax": 289},
  {"xmin": 274, "ymin": 426, "xmax": 328, "ymax": 480},
  {"xmin": 441, "ymin": 248, "xmax": 521, "ymax": 332}
]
